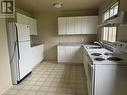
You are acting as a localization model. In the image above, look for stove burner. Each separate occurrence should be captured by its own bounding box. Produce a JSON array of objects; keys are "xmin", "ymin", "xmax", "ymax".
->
[
  {"xmin": 107, "ymin": 57, "xmax": 122, "ymax": 61},
  {"xmin": 94, "ymin": 57, "xmax": 105, "ymax": 61},
  {"xmin": 91, "ymin": 53, "xmax": 102, "ymax": 56},
  {"xmin": 104, "ymin": 52, "xmax": 113, "ymax": 56}
]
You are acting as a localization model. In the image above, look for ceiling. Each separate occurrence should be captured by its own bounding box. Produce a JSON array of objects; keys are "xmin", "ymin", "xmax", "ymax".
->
[{"xmin": 16, "ymin": 0, "xmax": 103, "ymax": 13}]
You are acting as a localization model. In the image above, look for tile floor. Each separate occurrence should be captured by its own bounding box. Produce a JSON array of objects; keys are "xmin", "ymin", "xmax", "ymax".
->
[{"xmin": 3, "ymin": 61, "xmax": 88, "ymax": 95}]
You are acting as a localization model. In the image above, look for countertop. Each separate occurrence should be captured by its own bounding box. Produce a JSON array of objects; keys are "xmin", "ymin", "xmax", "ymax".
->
[
  {"xmin": 83, "ymin": 45, "xmax": 127, "ymax": 65},
  {"xmin": 31, "ymin": 43, "xmax": 43, "ymax": 47},
  {"xmin": 58, "ymin": 43, "xmax": 84, "ymax": 46}
]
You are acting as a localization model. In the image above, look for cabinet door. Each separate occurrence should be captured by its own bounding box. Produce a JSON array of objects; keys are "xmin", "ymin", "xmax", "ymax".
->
[
  {"xmin": 89, "ymin": 16, "xmax": 98, "ymax": 34},
  {"xmin": 85, "ymin": 16, "xmax": 98, "ymax": 34},
  {"xmin": 17, "ymin": 13, "xmax": 30, "ymax": 25},
  {"xmin": 29, "ymin": 18, "xmax": 38, "ymax": 35},
  {"xmin": 36, "ymin": 45, "xmax": 43, "ymax": 63},
  {"xmin": 75, "ymin": 46, "xmax": 83, "ymax": 63},
  {"xmin": 57, "ymin": 46, "xmax": 82, "ymax": 63},
  {"xmin": 17, "ymin": 13, "xmax": 23, "ymax": 24},
  {"xmin": 58, "ymin": 17, "xmax": 67, "ymax": 35},
  {"xmin": 57, "ymin": 46, "xmax": 66, "ymax": 63},
  {"xmin": 65, "ymin": 46, "xmax": 82, "ymax": 63},
  {"xmin": 41, "ymin": 45, "xmax": 44, "ymax": 61},
  {"xmin": 81, "ymin": 16, "xmax": 87, "ymax": 34},
  {"xmin": 67, "ymin": 17, "xmax": 75, "ymax": 34},
  {"xmin": 31, "ymin": 45, "xmax": 44, "ymax": 68},
  {"xmin": 75, "ymin": 17, "xmax": 82, "ymax": 34},
  {"xmin": 65, "ymin": 46, "xmax": 77, "ymax": 63},
  {"xmin": 82, "ymin": 16, "xmax": 98, "ymax": 34}
]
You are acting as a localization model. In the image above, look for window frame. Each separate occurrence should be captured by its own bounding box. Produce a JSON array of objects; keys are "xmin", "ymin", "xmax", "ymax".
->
[
  {"xmin": 101, "ymin": 1, "xmax": 119, "ymax": 43},
  {"xmin": 102, "ymin": 27, "xmax": 117, "ymax": 42},
  {"xmin": 103, "ymin": 1, "xmax": 119, "ymax": 22}
]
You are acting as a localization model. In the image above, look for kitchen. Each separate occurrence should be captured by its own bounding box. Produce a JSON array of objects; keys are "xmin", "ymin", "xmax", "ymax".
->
[{"xmin": 0, "ymin": 0, "xmax": 127, "ymax": 95}]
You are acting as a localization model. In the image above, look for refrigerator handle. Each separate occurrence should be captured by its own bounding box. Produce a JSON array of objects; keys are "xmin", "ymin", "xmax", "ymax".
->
[
  {"xmin": 17, "ymin": 42, "xmax": 20, "ymax": 60},
  {"xmin": 15, "ymin": 24, "xmax": 20, "ymax": 60}
]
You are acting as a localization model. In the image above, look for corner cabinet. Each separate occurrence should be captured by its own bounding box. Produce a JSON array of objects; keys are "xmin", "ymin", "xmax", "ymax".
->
[
  {"xmin": 57, "ymin": 45, "xmax": 83, "ymax": 63},
  {"xmin": 17, "ymin": 13, "xmax": 38, "ymax": 35},
  {"xmin": 58, "ymin": 16, "xmax": 98, "ymax": 35}
]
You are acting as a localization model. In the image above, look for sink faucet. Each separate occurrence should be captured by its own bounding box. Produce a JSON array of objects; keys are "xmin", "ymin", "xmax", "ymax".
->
[{"xmin": 94, "ymin": 41, "xmax": 103, "ymax": 47}]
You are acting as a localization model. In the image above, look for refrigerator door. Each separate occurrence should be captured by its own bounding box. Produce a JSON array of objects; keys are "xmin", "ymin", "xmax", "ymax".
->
[
  {"xmin": 16, "ymin": 23, "xmax": 30, "ymax": 42},
  {"xmin": 7, "ymin": 22, "xmax": 20, "ymax": 84},
  {"xmin": 18, "ymin": 41, "xmax": 32, "ymax": 80}
]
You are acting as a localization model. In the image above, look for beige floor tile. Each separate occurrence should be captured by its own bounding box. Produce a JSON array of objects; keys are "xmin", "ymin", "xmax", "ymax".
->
[
  {"xmin": 76, "ymin": 88, "xmax": 87, "ymax": 95},
  {"xmin": 11, "ymin": 85, "xmax": 24, "ymax": 90},
  {"xmin": 31, "ymin": 85, "xmax": 41, "ymax": 91},
  {"xmin": 46, "ymin": 92, "xmax": 56, "ymax": 95},
  {"xmin": 56, "ymin": 92, "xmax": 67, "ymax": 95},
  {"xmin": 2, "ymin": 61, "xmax": 88, "ymax": 95},
  {"xmin": 5, "ymin": 89, "xmax": 19, "ymax": 95},
  {"xmin": 16, "ymin": 90, "xmax": 28, "ymax": 95},
  {"xmin": 34, "ymin": 81, "xmax": 44, "ymax": 86},
  {"xmin": 39, "ymin": 86, "xmax": 49, "ymax": 91},
  {"xmin": 25, "ymin": 81, "xmax": 36, "ymax": 85},
  {"xmin": 27, "ymin": 91, "xmax": 37, "ymax": 95},
  {"xmin": 36, "ymin": 91, "xmax": 46, "ymax": 95},
  {"xmin": 22, "ymin": 85, "xmax": 32, "ymax": 90},
  {"xmin": 57, "ymin": 88, "xmax": 67, "ymax": 93},
  {"xmin": 43, "ymin": 82, "xmax": 51, "ymax": 86}
]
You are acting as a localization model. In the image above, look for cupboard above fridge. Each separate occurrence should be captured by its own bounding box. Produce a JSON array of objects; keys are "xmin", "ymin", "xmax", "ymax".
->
[{"xmin": 16, "ymin": 13, "xmax": 38, "ymax": 35}]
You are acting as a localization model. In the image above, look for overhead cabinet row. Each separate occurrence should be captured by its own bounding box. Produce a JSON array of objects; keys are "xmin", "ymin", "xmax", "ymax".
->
[{"xmin": 58, "ymin": 16, "xmax": 98, "ymax": 35}]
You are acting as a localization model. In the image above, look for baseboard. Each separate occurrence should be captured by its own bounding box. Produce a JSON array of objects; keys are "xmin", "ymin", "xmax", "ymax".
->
[{"xmin": 0, "ymin": 85, "xmax": 12, "ymax": 95}]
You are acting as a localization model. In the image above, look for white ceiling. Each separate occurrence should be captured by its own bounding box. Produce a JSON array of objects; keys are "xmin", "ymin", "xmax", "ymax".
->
[{"xmin": 16, "ymin": 0, "xmax": 103, "ymax": 13}]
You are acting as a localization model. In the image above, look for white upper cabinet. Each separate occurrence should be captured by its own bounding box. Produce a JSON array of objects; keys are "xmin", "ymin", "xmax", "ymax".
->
[
  {"xmin": 58, "ymin": 17, "xmax": 67, "ymax": 35},
  {"xmin": 58, "ymin": 16, "xmax": 98, "ymax": 35},
  {"xmin": 16, "ymin": 13, "xmax": 38, "ymax": 35},
  {"xmin": 85, "ymin": 16, "xmax": 98, "ymax": 34},
  {"xmin": 81, "ymin": 16, "xmax": 87, "ymax": 34},
  {"xmin": 29, "ymin": 17, "xmax": 38, "ymax": 35},
  {"xmin": 75, "ymin": 17, "xmax": 82, "ymax": 34},
  {"xmin": 67, "ymin": 17, "xmax": 75, "ymax": 34}
]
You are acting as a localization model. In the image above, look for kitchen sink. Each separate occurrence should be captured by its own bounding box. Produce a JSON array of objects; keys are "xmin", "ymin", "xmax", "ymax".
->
[
  {"xmin": 107, "ymin": 57, "xmax": 122, "ymax": 61},
  {"xmin": 91, "ymin": 53, "xmax": 102, "ymax": 56},
  {"xmin": 94, "ymin": 57, "xmax": 105, "ymax": 61},
  {"xmin": 89, "ymin": 47, "xmax": 102, "ymax": 49}
]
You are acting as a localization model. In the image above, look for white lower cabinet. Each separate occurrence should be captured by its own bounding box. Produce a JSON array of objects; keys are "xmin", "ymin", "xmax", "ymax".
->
[
  {"xmin": 57, "ymin": 45, "xmax": 82, "ymax": 63},
  {"xmin": 31, "ymin": 45, "xmax": 44, "ymax": 68}
]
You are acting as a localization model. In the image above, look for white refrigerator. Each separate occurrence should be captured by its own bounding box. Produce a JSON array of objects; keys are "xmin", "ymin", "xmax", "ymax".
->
[{"xmin": 7, "ymin": 22, "xmax": 32, "ymax": 84}]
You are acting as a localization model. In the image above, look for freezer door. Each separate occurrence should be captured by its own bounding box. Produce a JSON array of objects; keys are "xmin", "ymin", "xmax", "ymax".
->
[
  {"xmin": 16, "ymin": 23, "xmax": 30, "ymax": 42},
  {"xmin": 18, "ymin": 41, "xmax": 32, "ymax": 80}
]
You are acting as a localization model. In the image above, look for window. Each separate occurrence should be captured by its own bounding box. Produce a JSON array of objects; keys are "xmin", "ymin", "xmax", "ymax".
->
[
  {"xmin": 104, "ymin": 2, "xmax": 119, "ymax": 21},
  {"xmin": 104, "ymin": 9, "xmax": 110, "ymax": 20},
  {"xmin": 102, "ymin": 2, "xmax": 119, "ymax": 42},
  {"xmin": 102, "ymin": 27, "xmax": 117, "ymax": 42}
]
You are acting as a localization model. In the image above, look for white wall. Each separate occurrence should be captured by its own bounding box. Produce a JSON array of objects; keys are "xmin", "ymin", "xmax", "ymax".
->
[{"xmin": 0, "ymin": 19, "xmax": 12, "ymax": 94}]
